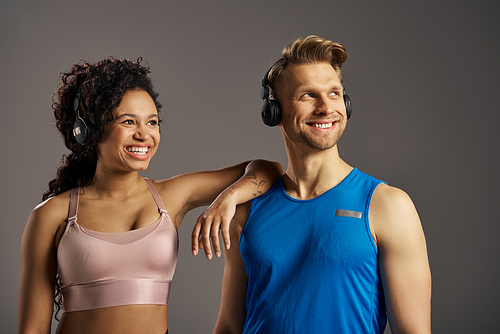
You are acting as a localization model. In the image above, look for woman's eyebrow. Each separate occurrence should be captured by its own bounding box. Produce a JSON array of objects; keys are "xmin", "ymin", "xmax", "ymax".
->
[
  {"xmin": 115, "ymin": 113, "xmax": 159, "ymax": 120},
  {"xmin": 115, "ymin": 113, "xmax": 137, "ymax": 120}
]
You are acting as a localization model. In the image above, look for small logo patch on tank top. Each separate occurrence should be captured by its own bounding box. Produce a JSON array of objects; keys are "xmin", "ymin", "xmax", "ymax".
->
[{"xmin": 335, "ymin": 209, "xmax": 362, "ymax": 219}]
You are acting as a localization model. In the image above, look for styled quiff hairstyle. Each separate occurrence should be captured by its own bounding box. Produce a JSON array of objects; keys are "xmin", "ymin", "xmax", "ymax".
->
[{"xmin": 267, "ymin": 35, "xmax": 347, "ymax": 99}]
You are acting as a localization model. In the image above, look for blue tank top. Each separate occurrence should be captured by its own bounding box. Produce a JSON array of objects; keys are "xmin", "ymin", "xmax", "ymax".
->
[{"xmin": 240, "ymin": 168, "xmax": 387, "ymax": 333}]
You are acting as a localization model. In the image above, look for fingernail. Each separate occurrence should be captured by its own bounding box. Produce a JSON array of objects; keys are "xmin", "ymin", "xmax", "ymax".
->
[
  {"xmin": 226, "ymin": 243, "xmax": 230, "ymax": 250},
  {"xmin": 207, "ymin": 254, "xmax": 212, "ymax": 260},
  {"xmin": 192, "ymin": 250, "xmax": 197, "ymax": 256},
  {"xmin": 216, "ymin": 251, "xmax": 221, "ymax": 258}
]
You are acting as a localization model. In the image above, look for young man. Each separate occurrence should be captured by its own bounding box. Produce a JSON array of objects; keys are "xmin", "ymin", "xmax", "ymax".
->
[{"xmin": 212, "ymin": 36, "xmax": 431, "ymax": 334}]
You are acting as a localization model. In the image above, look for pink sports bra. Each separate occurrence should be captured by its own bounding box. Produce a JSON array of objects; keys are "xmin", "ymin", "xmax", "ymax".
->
[{"xmin": 57, "ymin": 178, "xmax": 178, "ymax": 313}]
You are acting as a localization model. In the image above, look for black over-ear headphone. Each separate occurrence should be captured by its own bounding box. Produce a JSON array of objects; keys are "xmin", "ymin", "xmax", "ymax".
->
[
  {"xmin": 73, "ymin": 86, "xmax": 91, "ymax": 145},
  {"xmin": 260, "ymin": 62, "xmax": 352, "ymax": 127}
]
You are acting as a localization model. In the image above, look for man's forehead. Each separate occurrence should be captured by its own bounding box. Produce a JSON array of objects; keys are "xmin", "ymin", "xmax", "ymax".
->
[
  {"xmin": 286, "ymin": 62, "xmax": 339, "ymax": 77},
  {"xmin": 284, "ymin": 63, "xmax": 341, "ymax": 90}
]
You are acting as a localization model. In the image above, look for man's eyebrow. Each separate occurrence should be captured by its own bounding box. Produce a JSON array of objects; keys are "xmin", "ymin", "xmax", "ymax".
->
[
  {"xmin": 292, "ymin": 83, "xmax": 342, "ymax": 95},
  {"xmin": 292, "ymin": 85, "xmax": 313, "ymax": 95}
]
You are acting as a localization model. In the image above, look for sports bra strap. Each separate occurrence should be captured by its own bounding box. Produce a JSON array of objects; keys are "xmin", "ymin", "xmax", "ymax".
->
[
  {"xmin": 68, "ymin": 187, "xmax": 80, "ymax": 223},
  {"xmin": 67, "ymin": 179, "xmax": 166, "ymax": 222},
  {"xmin": 143, "ymin": 178, "xmax": 167, "ymax": 213}
]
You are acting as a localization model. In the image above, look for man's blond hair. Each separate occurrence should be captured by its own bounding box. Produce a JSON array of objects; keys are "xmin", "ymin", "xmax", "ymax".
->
[{"xmin": 267, "ymin": 35, "xmax": 347, "ymax": 98}]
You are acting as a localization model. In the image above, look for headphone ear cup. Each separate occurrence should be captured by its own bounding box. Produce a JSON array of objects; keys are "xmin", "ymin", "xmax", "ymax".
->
[
  {"xmin": 73, "ymin": 116, "xmax": 90, "ymax": 145},
  {"xmin": 344, "ymin": 94, "xmax": 352, "ymax": 119},
  {"xmin": 261, "ymin": 99, "xmax": 282, "ymax": 127},
  {"xmin": 72, "ymin": 87, "xmax": 91, "ymax": 145}
]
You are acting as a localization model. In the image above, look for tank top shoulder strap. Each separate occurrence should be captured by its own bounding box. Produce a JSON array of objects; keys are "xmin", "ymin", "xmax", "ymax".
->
[
  {"xmin": 68, "ymin": 187, "xmax": 80, "ymax": 224},
  {"xmin": 143, "ymin": 177, "xmax": 168, "ymax": 214}
]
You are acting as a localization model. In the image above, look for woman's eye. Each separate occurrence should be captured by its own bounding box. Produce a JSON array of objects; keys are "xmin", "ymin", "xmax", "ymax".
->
[
  {"xmin": 148, "ymin": 120, "xmax": 158, "ymax": 126},
  {"xmin": 123, "ymin": 120, "xmax": 134, "ymax": 125}
]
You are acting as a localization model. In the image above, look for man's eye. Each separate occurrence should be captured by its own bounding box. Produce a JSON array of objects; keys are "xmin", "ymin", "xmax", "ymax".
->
[{"xmin": 302, "ymin": 93, "xmax": 312, "ymax": 98}]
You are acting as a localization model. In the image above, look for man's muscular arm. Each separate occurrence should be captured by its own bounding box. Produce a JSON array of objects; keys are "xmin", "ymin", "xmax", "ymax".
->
[
  {"xmin": 212, "ymin": 203, "xmax": 251, "ymax": 334},
  {"xmin": 370, "ymin": 184, "xmax": 432, "ymax": 334}
]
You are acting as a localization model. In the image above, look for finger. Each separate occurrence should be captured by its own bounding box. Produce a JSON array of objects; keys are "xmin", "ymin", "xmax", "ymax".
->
[
  {"xmin": 210, "ymin": 219, "xmax": 222, "ymax": 258},
  {"xmin": 220, "ymin": 216, "xmax": 231, "ymax": 250},
  {"xmin": 201, "ymin": 215, "xmax": 213, "ymax": 260},
  {"xmin": 191, "ymin": 216, "xmax": 203, "ymax": 256}
]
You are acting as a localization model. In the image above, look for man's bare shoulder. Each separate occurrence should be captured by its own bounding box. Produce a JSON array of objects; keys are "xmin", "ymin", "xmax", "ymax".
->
[
  {"xmin": 371, "ymin": 183, "xmax": 415, "ymax": 211},
  {"xmin": 370, "ymin": 183, "xmax": 423, "ymax": 248}
]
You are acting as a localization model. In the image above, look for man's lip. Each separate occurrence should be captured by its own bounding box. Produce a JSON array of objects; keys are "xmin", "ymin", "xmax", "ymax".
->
[
  {"xmin": 306, "ymin": 119, "xmax": 339, "ymax": 124},
  {"xmin": 305, "ymin": 119, "xmax": 339, "ymax": 131},
  {"xmin": 306, "ymin": 120, "xmax": 338, "ymax": 125}
]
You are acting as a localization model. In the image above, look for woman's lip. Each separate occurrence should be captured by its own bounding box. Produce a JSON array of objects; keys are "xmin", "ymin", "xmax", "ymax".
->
[
  {"xmin": 126, "ymin": 145, "xmax": 149, "ymax": 151},
  {"xmin": 124, "ymin": 146, "xmax": 151, "ymax": 160}
]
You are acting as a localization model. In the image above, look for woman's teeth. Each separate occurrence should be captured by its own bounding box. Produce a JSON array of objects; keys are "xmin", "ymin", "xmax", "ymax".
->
[{"xmin": 127, "ymin": 147, "xmax": 148, "ymax": 154}]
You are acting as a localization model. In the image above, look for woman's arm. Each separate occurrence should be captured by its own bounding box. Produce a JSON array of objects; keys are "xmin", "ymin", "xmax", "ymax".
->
[
  {"xmin": 18, "ymin": 198, "xmax": 66, "ymax": 333},
  {"xmin": 191, "ymin": 160, "xmax": 284, "ymax": 259},
  {"xmin": 154, "ymin": 159, "xmax": 283, "ymax": 258}
]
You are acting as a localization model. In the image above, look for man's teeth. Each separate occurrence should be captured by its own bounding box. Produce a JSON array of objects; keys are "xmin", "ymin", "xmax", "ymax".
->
[
  {"xmin": 127, "ymin": 147, "xmax": 148, "ymax": 154},
  {"xmin": 312, "ymin": 123, "xmax": 333, "ymax": 129}
]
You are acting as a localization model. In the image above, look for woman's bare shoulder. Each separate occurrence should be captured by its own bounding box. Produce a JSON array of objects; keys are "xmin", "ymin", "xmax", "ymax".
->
[
  {"xmin": 147, "ymin": 176, "xmax": 193, "ymax": 204},
  {"xmin": 27, "ymin": 190, "xmax": 72, "ymax": 235}
]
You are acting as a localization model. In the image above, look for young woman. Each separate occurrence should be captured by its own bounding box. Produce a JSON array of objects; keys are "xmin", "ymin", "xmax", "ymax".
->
[{"xmin": 18, "ymin": 58, "xmax": 283, "ymax": 334}]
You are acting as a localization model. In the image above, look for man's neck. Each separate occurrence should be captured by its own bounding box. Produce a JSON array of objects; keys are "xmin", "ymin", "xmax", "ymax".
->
[{"xmin": 283, "ymin": 145, "xmax": 352, "ymax": 200}]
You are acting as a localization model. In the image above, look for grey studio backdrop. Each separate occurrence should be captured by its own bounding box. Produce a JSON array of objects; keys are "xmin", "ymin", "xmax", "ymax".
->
[{"xmin": 1, "ymin": 0, "xmax": 499, "ymax": 333}]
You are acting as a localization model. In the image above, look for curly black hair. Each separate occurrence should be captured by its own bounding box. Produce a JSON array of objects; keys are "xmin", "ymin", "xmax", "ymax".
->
[
  {"xmin": 45, "ymin": 57, "xmax": 161, "ymax": 319},
  {"xmin": 43, "ymin": 57, "xmax": 162, "ymax": 201}
]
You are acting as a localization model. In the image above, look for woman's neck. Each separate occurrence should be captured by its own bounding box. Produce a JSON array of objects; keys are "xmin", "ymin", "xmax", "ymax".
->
[{"xmin": 86, "ymin": 168, "xmax": 145, "ymax": 198}]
